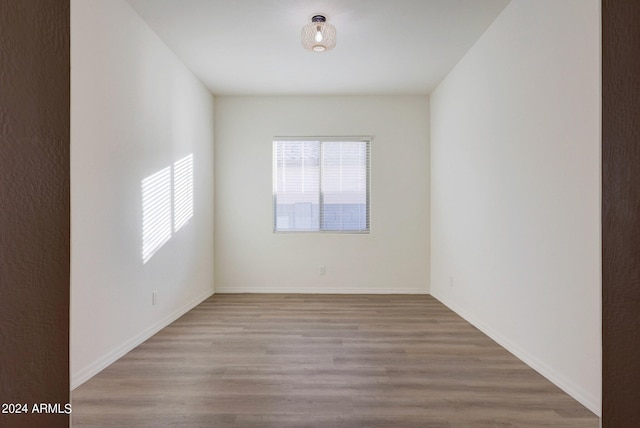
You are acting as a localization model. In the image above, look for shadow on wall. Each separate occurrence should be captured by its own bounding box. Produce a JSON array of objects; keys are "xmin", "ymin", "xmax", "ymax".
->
[{"xmin": 142, "ymin": 154, "xmax": 194, "ymax": 263}]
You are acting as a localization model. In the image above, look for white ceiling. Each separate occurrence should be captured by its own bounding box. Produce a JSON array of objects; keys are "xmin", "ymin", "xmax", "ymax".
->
[{"xmin": 126, "ymin": 0, "xmax": 510, "ymax": 95}]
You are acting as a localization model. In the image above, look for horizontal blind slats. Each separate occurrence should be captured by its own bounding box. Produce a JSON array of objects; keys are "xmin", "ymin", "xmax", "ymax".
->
[
  {"xmin": 274, "ymin": 141, "xmax": 320, "ymax": 231},
  {"xmin": 321, "ymin": 141, "xmax": 369, "ymax": 232},
  {"xmin": 274, "ymin": 139, "xmax": 370, "ymax": 233}
]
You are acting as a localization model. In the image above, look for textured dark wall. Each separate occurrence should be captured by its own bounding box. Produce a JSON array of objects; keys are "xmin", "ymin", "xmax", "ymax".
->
[
  {"xmin": 602, "ymin": 0, "xmax": 640, "ymax": 426},
  {"xmin": 0, "ymin": 1, "xmax": 70, "ymax": 427}
]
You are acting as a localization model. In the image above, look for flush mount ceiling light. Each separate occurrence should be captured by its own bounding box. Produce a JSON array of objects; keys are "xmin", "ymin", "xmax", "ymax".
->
[{"xmin": 302, "ymin": 15, "xmax": 336, "ymax": 52}]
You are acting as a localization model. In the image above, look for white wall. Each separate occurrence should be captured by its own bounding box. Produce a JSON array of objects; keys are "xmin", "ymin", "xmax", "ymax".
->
[
  {"xmin": 430, "ymin": 0, "xmax": 600, "ymax": 415},
  {"xmin": 214, "ymin": 96, "xmax": 429, "ymax": 293},
  {"xmin": 71, "ymin": 0, "xmax": 214, "ymax": 388}
]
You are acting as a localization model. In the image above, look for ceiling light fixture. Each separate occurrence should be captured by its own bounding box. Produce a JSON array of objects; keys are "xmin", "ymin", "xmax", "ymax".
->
[{"xmin": 302, "ymin": 15, "xmax": 336, "ymax": 52}]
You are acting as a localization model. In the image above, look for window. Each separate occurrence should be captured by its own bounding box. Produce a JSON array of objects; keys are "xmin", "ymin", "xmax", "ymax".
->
[{"xmin": 273, "ymin": 137, "xmax": 370, "ymax": 233}]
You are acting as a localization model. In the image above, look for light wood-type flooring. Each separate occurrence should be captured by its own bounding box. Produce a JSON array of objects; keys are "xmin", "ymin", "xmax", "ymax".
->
[{"xmin": 72, "ymin": 294, "xmax": 598, "ymax": 427}]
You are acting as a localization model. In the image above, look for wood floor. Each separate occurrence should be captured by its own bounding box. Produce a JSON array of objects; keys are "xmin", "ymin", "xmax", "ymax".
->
[{"xmin": 72, "ymin": 294, "xmax": 598, "ymax": 427}]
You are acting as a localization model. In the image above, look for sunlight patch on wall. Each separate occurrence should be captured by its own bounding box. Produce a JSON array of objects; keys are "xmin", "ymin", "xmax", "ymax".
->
[
  {"xmin": 141, "ymin": 154, "xmax": 195, "ymax": 264},
  {"xmin": 173, "ymin": 154, "xmax": 194, "ymax": 232},
  {"xmin": 141, "ymin": 166, "xmax": 172, "ymax": 264}
]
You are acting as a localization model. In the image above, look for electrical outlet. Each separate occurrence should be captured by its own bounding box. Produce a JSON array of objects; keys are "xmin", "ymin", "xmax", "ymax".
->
[
  {"xmin": 152, "ymin": 290, "xmax": 158, "ymax": 305},
  {"xmin": 319, "ymin": 265, "xmax": 326, "ymax": 275},
  {"xmin": 449, "ymin": 277, "xmax": 454, "ymax": 287}
]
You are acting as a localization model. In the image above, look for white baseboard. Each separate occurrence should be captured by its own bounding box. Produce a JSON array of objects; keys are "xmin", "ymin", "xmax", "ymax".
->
[
  {"xmin": 214, "ymin": 285, "xmax": 428, "ymax": 294},
  {"xmin": 431, "ymin": 291, "xmax": 601, "ymax": 417},
  {"xmin": 71, "ymin": 289, "xmax": 214, "ymax": 390}
]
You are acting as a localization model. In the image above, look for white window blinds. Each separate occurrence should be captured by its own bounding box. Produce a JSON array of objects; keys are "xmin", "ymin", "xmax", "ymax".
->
[{"xmin": 273, "ymin": 138, "xmax": 370, "ymax": 233}]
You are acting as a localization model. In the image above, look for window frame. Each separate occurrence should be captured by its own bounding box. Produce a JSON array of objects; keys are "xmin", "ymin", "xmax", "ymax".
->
[{"xmin": 273, "ymin": 136, "xmax": 371, "ymax": 234}]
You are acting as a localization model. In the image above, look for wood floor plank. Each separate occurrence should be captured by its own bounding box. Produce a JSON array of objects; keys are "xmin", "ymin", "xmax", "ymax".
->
[{"xmin": 72, "ymin": 294, "xmax": 598, "ymax": 427}]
